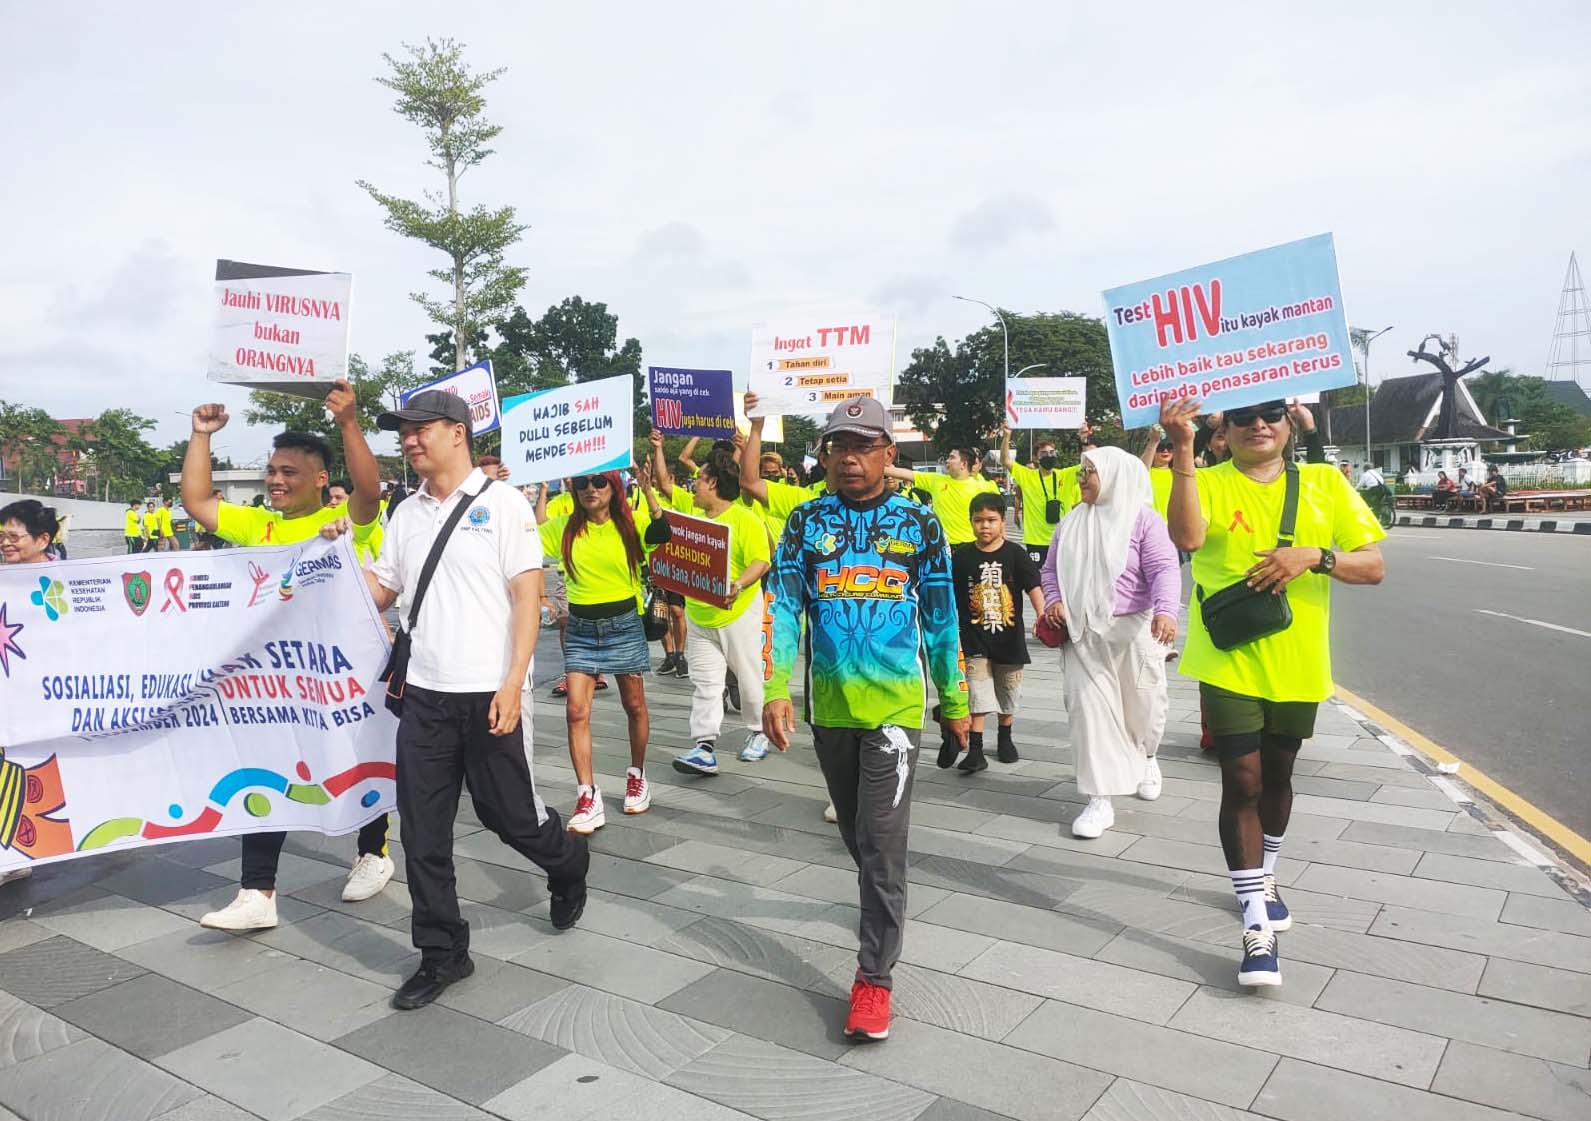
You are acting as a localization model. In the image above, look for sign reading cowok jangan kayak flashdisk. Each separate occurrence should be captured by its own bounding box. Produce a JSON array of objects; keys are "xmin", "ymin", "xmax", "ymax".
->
[{"xmin": 208, "ymin": 259, "xmax": 353, "ymax": 398}]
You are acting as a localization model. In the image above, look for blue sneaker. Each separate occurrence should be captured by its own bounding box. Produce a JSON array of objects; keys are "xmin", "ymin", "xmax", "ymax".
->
[
  {"xmin": 672, "ymin": 743, "xmax": 719, "ymax": 776},
  {"xmin": 1238, "ymin": 926, "xmax": 1281, "ymax": 987},
  {"xmin": 1264, "ymin": 875, "xmax": 1292, "ymax": 932},
  {"xmin": 738, "ymin": 733, "xmax": 772, "ymax": 762}
]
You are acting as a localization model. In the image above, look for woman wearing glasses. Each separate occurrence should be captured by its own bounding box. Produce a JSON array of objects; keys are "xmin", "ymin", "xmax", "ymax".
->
[
  {"xmin": 1161, "ymin": 397, "xmax": 1384, "ymax": 989},
  {"xmin": 536, "ymin": 471, "xmax": 669, "ymax": 832},
  {"xmin": 0, "ymin": 500, "xmax": 64, "ymax": 885},
  {"xmin": 1040, "ymin": 448, "xmax": 1179, "ymax": 840}
]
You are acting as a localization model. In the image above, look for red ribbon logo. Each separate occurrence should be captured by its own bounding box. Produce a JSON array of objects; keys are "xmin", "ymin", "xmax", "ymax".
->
[
  {"xmin": 1228, "ymin": 510, "xmax": 1253, "ymax": 534},
  {"xmin": 160, "ymin": 569, "xmax": 187, "ymax": 613}
]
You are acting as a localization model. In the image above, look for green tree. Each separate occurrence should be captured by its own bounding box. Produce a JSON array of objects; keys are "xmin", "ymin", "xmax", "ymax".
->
[
  {"xmin": 0, "ymin": 401, "xmax": 66, "ymax": 493},
  {"xmin": 1466, "ymin": 369, "xmax": 1591, "ymax": 451},
  {"xmin": 491, "ymin": 296, "xmax": 646, "ymax": 435},
  {"xmin": 357, "ymin": 38, "xmax": 526, "ymax": 372},
  {"xmin": 244, "ymin": 355, "xmax": 397, "ymax": 470},
  {"xmin": 74, "ymin": 409, "xmax": 161, "ymax": 501},
  {"xmin": 896, "ymin": 311, "xmax": 1118, "ymax": 459}
]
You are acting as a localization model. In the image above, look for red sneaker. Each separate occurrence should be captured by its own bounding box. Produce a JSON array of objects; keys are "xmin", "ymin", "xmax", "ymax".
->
[{"xmin": 845, "ymin": 979, "xmax": 891, "ymax": 1041}]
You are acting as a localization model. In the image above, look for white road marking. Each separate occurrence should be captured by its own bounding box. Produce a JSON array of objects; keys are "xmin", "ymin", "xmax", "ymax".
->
[
  {"xmin": 1429, "ymin": 555, "xmax": 1534, "ymax": 571},
  {"xmin": 1474, "ymin": 608, "xmax": 1591, "ymax": 638}
]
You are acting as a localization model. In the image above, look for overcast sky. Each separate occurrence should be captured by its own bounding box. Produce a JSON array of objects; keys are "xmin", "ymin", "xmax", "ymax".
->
[{"xmin": 2, "ymin": 2, "xmax": 1587, "ymax": 463}]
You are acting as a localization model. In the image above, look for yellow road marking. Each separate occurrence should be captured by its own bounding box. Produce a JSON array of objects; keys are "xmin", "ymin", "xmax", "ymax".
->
[{"xmin": 1335, "ymin": 686, "xmax": 1591, "ymax": 867}]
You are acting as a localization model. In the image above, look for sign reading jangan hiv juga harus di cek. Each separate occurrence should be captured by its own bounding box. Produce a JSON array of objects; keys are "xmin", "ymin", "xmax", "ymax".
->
[
  {"xmin": 0, "ymin": 537, "xmax": 395, "ymax": 874},
  {"xmin": 1102, "ymin": 233, "xmax": 1356, "ymax": 428},
  {"xmin": 208, "ymin": 258, "xmax": 353, "ymax": 398},
  {"xmin": 747, "ymin": 312, "xmax": 896, "ymax": 417},
  {"xmin": 649, "ymin": 510, "xmax": 733, "ymax": 609},
  {"xmin": 501, "ymin": 374, "xmax": 635, "ymax": 484},
  {"xmin": 648, "ymin": 367, "xmax": 735, "ymax": 438}
]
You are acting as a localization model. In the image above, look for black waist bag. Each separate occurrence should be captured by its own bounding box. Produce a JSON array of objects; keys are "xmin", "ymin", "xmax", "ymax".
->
[
  {"xmin": 1196, "ymin": 464, "xmax": 1298, "ymax": 652},
  {"xmin": 380, "ymin": 478, "xmax": 493, "ymax": 716}
]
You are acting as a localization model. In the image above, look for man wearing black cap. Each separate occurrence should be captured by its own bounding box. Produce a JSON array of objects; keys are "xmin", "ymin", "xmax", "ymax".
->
[
  {"xmin": 353, "ymin": 390, "xmax": 590, "ymax": 1009},
  {"xmin": 762, "ymin": 394, "xmax": 969, "ymax": 1042}
]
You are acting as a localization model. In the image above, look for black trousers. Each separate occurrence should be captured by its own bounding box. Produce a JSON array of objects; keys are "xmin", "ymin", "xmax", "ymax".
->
[
  {"xmin": 398, "ymin": 685, "xmax": 587, "ymax": 964},
  {"xmin": 239, "ymin": 816, "xmax": 389, "ymax": 890}
]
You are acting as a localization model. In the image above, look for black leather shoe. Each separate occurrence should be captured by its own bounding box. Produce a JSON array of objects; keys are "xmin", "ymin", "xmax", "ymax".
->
[
  {"xmin": 549, "ymin": 880, "xmax": 587, "ymax": 931},
  {"xmin": 392, "ymin": 954, "xmax": 474, "ymax": 1010}
]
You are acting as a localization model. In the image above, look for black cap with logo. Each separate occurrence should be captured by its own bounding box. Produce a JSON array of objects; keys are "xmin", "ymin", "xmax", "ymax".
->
[{"xmin": 376, "ymin": 390, "xmax": 473, "ymax": 435}]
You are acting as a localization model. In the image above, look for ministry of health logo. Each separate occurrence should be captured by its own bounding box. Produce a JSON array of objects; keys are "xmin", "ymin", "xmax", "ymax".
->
[{"xmin": 28, "ymin": 577, "xmax": 67, "ymax": 622}]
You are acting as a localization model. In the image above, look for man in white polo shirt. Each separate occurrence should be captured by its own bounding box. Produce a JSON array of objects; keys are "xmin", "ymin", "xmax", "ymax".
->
[{"xmin": 345, "ymin": 390, "xmax": 589, "ymax": 1010}]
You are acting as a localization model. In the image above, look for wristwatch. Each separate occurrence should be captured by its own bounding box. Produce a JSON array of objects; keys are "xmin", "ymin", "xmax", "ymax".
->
[{"xmin": 1311, "ymin": 548, "xmax": 1336, "ymax": 575}]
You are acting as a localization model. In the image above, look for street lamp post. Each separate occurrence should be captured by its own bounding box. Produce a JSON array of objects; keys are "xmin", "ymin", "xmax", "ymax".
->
[
  {"xmin": 1012, "ymin": 362, "xmax": 1048, "ymax": 459},
  {"xmin": 954, "ymin": 294, "xmax": 1010, "ymax": 387},
  {"xmin": 1360, "ymin": 326, "xmax": 1393, "ymax": 471}
]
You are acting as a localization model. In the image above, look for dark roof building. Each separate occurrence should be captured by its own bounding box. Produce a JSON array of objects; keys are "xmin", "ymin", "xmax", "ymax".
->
[{"xmin": 1323, "ymin": 372, "xmax": 1513, "ymax": 446}]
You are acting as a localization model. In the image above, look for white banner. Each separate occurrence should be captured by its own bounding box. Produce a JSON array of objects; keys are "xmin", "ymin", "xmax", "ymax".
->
[
  {"xmin": 0, "ymin": 537, "xmax": 395, "ymax": 872},
  {"xmin": 1006, "ymin": 376, "xmax": 1088, "ymax": 429},
  {"xmin": 748, "ymin": 312, "xmax": 896, "ymax": 417},
  {"xmin": 502, "ymin": 374, "xmax": 635, "ymax": 484},
  {"xmin": 402, "ymin": 359, "xmax": 502, "ymax": 436},
  {"xmin": 208, "ymin": 260, "xmax": 353, "ymax": 397}
]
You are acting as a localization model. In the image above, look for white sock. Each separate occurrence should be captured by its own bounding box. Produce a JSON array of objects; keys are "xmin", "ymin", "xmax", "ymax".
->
[
  {"xmin": 577, "ymin": 784, "xmax": 592, "ymax": 797},
  {"xmin": 1262, "ymin": 834, "xmax": 1284, "ymax": 877},
  {"xmin": 1231, "ymin": 868, "xmax": 1269, "ymax": 930},
  {"xmin": 626, "ymin": 766, "xmax": 642, "ymax": 779}
]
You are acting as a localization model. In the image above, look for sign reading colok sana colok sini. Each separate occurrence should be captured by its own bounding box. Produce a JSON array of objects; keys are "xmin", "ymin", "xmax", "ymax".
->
[
  {"xmin": 0, "ymin": 537, "xmax": 396, "ymax": 873},
  {"xmin": 649, "ymin": 510, "xmax": 733, "ymax": 609},
  {"xmin": 1103, "ymin": 233, "xmax": 1356, "ymax": 428},
  {"xmin": 1007, "ymin": 377, "xmax": 1087, "ymax": 430},
  {"xmin": 402, "ymin": 359, "xmax": 502, "ymax": 436},
  {"xmin": 648, "ymin": 367, "xmax": 735, "ymax": 438},
  {"xmin": 501, "ymin": 373, "xmax": 634, "ymax": 484},
  {"xmin": 747, "ymin": 312, "xmax": 896, "ymax": 417},
  {"xmin": 208, "ymin": 259, "xmax": 353, "ymax": 398}
]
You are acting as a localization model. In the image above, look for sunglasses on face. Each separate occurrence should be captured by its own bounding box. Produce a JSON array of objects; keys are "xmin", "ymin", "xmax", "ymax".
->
[
  {"xmin": 571, "ymin": 475, "xmax": 611, "ymax": 491},
  {"xmin": 1227, "ymin": 406, "xmax": 1288, "ymax": 428}
]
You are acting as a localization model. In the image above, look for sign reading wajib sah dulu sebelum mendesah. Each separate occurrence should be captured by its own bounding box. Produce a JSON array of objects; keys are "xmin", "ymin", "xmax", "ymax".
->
[
  {"xmin": 209, "ymin": 259, "xmax": 353, "ymax": 398},
  {"xmin": 1102, "ymin": 234, "xmax": 1356, "ymax": 428}
]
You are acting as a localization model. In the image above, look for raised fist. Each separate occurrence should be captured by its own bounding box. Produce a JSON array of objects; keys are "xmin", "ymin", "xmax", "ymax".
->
[{"xmin": 192, "ymin": 403, "xmax": 230, "ymax": 435}]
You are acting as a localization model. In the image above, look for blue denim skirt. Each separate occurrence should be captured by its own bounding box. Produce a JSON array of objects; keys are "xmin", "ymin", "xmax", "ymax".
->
[{"xmin": 562, "ymin": 610, "xmax": 651, "ymax": 676}]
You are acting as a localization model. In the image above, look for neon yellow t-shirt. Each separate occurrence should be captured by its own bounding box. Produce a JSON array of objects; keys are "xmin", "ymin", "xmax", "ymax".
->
[
  {"xmin": 1149, "ymin": 467, "xmax": 1173, "ymax": 520},
  {"xmin": 159, "ymin": 508, "xmax": 175, "ymax": 537},
  {"xmin": 912, "ymin": 472, "xmax": 999, "ymax": 546},
  {"xmin": 1180, "ymin": 462, "xmax": 1385, "ymax": 703},
  {"xmin": 668, "ymin": 484, "xmax": 695, "ymax": 513},
  {"xmin": 1008, "ymin": 461, "xmax": 1069, "ymax": 546},
  {"xmin": 214, "ymin": 500, "xmax": 378, "ymax": 551},
  {"xmin": 684, "ymin": 502, "xmax": 772, "ymax": 629},
  {"xmin": 124, "ymin": 509, "xmax": 141, "ymax": 536},
  {"xmin": 142, "ymin": 511, "xmax": 161, "ymax": 535},
  {"xmin": 541, "ymin": 509, "xmax": 649, "ymax": 607}
]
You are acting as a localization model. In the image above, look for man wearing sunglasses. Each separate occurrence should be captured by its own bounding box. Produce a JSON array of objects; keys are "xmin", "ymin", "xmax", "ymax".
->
[{"xmin": 763, "ymin": 395, "xmax": 969, "ymax": 1042}]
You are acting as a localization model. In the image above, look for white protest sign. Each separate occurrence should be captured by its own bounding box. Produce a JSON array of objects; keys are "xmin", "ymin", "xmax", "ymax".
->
[
  {"xmin": 734, "ymin": 392, "xmax": 782, "ymax": 442},
  {"xmin": 502, "ymin": 374, "xmax": 635, "ymax": 483},
  {"xmin": 748, "ymin": 312, "xmax": 896, "ymax": 417},
  {"xmin": 208, "ymin": 259, "xmax": 352, "ymax": 398},
  {"xmin": 402, "ymin": 359, "xmax": 502, "ymax": 435},
  {"xmin": 1006, "ymin": 377, "xmax": 1087, "ymax": 429},
  {"xmin": 0, "ymin": 536, "xmax": 395, "ymax": 872}
]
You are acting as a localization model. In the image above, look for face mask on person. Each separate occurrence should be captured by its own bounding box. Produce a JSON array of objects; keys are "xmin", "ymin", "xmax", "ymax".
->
[{"xmin": 1038, "ymin": 453, "xmax": 1057, "ymax": 469}]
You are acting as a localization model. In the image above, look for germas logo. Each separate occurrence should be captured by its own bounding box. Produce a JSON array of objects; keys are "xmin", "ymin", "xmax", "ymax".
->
[{"xmin": 29, "ymin": 577, "xmax": 67, "ymax": 622}]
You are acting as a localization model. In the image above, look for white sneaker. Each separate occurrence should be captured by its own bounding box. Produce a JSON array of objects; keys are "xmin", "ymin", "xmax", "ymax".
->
[
  {"xmin": 1137, "ymin": 757, "xmax": 1163, "ymax": 801},
  {"xmin": 623, "ymin": 772, "xmax": 651, "ymax": 815},
  {"xmin": 568, "ymin": 788, "xmax": 606, "ymax": 834},
  {"xmin": 823, "ymin": 803, "xmax": 838, "ymax": 824},
  {"xmin": 342, "ymin": 852, "xmax": 395, "ymax": 902},
  {"xmin": 1071, "ymin": 797, "xmax": 1115, "ymax": 839},
  {"xmin": 0, "ymin": 866, "xmax": 32, "ymax": 886},
  {"xmin": 200, "ymin": 888, "xmax": 278, "ymax": 931}
]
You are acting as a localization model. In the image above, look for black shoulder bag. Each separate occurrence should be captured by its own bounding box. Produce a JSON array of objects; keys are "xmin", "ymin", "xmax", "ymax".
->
[
  {"xmin": 1195, "ymin": 464, "xmax": 1298, "ymax": 652},
  {"xmin": 379, "ymin": 478, "xmax": 493, "ymax": 716}
]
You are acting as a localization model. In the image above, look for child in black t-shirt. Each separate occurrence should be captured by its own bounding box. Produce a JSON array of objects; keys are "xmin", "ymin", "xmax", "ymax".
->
[{"xmin": 943, "ymin": 492, "xmax": 1045, "ymax": 771}]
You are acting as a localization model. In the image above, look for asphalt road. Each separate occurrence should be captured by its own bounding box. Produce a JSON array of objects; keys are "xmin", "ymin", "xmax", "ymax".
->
[{"xmin": 1330, "ymin": 527, "xmax": 1590, "ymax": 838}]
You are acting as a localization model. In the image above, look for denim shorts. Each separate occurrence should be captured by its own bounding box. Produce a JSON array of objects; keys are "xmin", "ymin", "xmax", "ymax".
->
[{"xmin": 562, "ymin": 610, "xmax": 651, "ymax": 677}]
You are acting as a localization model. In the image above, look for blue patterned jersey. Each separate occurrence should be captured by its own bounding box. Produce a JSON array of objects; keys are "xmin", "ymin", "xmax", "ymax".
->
[{"xmin": 766, "ymin": 489, "xmax": 967, "ymax": 729}]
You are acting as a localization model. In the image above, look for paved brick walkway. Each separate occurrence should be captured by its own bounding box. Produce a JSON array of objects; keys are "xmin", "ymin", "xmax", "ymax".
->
[{"xmin": 1, "ymin": 636, "xmax": 1587, "ymax": 1121}]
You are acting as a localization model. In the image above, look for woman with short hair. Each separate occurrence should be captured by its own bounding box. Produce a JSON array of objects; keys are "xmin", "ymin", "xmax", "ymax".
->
[{"xmin": 1162, "ymin": 397, "xmax": 1385, "ymax": 988}]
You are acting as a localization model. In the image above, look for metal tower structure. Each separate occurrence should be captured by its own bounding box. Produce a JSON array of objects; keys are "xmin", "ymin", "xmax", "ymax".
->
[{"xmin": 1544, "ymin": 252, "xmax": 1591, "ymax": 389}]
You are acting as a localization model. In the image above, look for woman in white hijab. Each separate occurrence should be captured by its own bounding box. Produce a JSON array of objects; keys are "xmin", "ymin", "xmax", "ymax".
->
[{"xmin": 1040, "ymin": 446, "xmax": 1181, "ymax": 838}]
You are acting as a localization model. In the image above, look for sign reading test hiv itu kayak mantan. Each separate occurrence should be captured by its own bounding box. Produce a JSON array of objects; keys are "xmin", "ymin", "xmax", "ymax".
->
[{"xmin": 1103, "ymin": 233, "xmax": 1357, "ymax": 427}]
